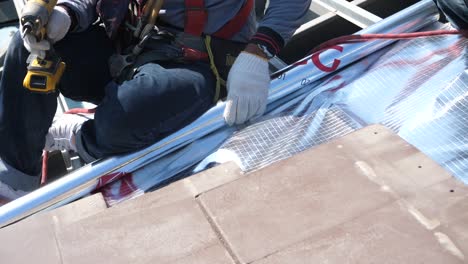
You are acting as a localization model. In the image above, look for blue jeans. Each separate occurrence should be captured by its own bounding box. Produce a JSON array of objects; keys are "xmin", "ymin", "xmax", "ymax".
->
[{"xmin": 0, "ymin": 25, "xmax": 215, "ymax": 183}]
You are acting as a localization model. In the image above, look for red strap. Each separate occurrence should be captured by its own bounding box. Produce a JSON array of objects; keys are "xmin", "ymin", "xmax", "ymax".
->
[
  {"xmin": 64, "ymin": 108, "xmax": 97, "ymax": 114},
  {"xmin": 182, "ymin": 46, "xmax": 209, "ymax": 61},
  {"xmin": 41, "ymin": 150, "xmax": 48, "ymax": 186},
  {"xmin": 213, "ymin": 0, "xmax": 254, "ymax": 39},
  {"xmin": 184, "ymin": 0, "xmax": 207, "ymax": 36}
]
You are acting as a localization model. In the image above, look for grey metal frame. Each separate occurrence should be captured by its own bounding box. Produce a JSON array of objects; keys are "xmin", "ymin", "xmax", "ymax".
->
[
  {"xmin": 271, "ymin": 0, "xmax": 384, "ymax": 71},
  {"xmin": 315, "ymin": 0, "xmax": 382, "ymax": 28}
]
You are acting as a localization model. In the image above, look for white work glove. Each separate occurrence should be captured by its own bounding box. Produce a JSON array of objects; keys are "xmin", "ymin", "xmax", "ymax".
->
[
  {"xmin": 22, "ymin": 6, "xmax": 71, "ymax": 59},
  {"xmin": 223, "ymin": 52, "xmax": 270, "ymax": 126},
  {"xmin": 23, "ymin": 34, "xmax": 50, "ymax": 60}
]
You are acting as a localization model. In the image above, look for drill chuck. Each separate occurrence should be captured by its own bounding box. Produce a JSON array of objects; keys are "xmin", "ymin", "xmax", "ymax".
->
[
  {"xmin": 20, "ymin": 21, "xmax": 33, "ymax": 38},
  {"xmin": 20, "ymin": 0, "xmax": 58, "ymax": 40}
]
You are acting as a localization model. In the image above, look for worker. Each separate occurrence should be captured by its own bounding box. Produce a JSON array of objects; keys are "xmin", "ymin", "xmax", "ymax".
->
[{"xmin": 0, "ymin": 0, "xmax": 311, "ymax": 200}]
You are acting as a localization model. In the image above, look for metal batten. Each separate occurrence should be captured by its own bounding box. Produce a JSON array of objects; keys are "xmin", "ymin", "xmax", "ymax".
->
[
  {"xmin": 0, "ymin": 0, "xmax": 439, "ymax": 227},
  {"xmin": 315, "ymin": 0, "xmax": 382, "ymax": 28}
]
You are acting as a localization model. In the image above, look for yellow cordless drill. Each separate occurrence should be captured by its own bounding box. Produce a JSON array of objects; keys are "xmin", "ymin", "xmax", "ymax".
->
[{"xmin": 21, "ymin": 0, "xmax": 65, "ymax": 93}]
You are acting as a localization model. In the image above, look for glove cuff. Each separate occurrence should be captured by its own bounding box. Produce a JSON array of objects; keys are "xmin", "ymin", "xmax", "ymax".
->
[
  {"xmin": 249, "ymin": 27, "xmax": 284, "ymax": 57},
  {"xmin": 57, "ymin": 4, "xmax": 77, "ymax": 32}
]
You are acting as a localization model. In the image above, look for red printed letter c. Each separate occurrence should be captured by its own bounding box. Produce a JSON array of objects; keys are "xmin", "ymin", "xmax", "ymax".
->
[{"xmin": 312, "ymin": 45, "xmax": 343, "ymax": 73}]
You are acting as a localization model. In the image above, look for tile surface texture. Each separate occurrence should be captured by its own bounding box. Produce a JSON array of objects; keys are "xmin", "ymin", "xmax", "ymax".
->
[
  {"xmin": 0, "ymin": 193, "xmax": 107, "ymax": 263},
  {"xmin": 198, "ymin": 125, "xmax": 463, "ymax": 263},
  {"xmin": 0, "ymin": 125, "xmax": 466, "ymax": 264},
  {"xmin": 253, "ymin": 202, "xmax": 463, "ymax": 264},
  {"xmin": 56, "ymin": 198, "xmax": 232, "ymax": 264}
]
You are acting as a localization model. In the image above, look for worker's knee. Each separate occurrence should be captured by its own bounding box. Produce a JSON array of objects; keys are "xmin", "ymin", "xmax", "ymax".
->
[
  {"xmin": 10, "ymin": 31, "xmax": 25, "ymax": 50},
  {"xmin": 82, "ymin": 62, "xmax": 215, "ymax": 157},
  {"xmin": 117, "ymin": 63, "xmax": 211, "ymax": 123},
  {"xmin": 1, "ymin": 31, "xmax": 31, "ymax": 93},
  {"xmin": 4, "ymin": 31, "xmax": 29, "ymax": 63}
]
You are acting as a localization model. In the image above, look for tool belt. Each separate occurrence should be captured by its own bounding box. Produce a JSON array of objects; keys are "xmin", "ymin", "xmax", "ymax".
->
[{"xmin": 109, "ymin": 27, "xmax": 246, "ymax": 101}]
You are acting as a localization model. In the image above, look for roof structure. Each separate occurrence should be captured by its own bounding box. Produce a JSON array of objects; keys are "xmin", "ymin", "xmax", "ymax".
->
[
  {"xmin": 0, "ymin": 2, "xmax": 467, "ymax": 262},
  {"xmin": 1, "ymin": 125, "xmax": 466, "ymax": 263}
]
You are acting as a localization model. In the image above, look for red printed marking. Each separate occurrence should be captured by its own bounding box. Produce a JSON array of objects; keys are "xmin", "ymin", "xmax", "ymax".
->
[
  {"xmin": 324, "ymin": 75, "xmax": 346, "ymax": 93},
  {"xmin": 98, "ymin": 172, "xmax": 139, "ymax": 206},
  {"xmin": 291, "ymin": 46, "xmax": 343, "ymax": 73},
  {"xmin": 276, "ymin": 29, "xmax": 463, "ymax": 78},
  {"xmin": 292, "ymin": 59, "xmax": 308, "ymax": 67},
  {"xmin": 311, "ymin": 45, "xmax": 343, "ymax": 72},
  {"xmin": 119, "ymin": 176, "xmax": 138, "ymax": 197},
  {"xmin": 96, "ymin": 171, "xmax": 131, "ymax": 189}
]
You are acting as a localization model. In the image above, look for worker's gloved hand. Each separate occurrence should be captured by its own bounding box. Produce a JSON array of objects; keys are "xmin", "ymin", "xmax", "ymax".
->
[
  {"xmin": 22, "ymin": 6, "xmax": 71, "ymax": 58},
  {"xmin": 23, "ymin": 35, "xmax": 50, "ymax": 59},
  {"xmin": 45, "ymin": 6, "xmax": 71, "ymax": 43},
  {"xmin": 223, "ymin": 51, "xmax": 270, "ymax": 126}
]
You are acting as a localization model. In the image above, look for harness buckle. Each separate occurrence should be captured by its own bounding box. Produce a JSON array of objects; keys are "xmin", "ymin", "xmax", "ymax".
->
[{"xmin": 182, "ymin": 46, "xmax": 208, "ymax": 61}]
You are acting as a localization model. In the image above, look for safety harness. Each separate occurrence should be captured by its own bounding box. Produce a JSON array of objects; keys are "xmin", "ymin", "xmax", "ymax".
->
[
  {"xmin": 184, "ymin": 0, "xmax": 254, "ymax": 39},
  {"xmin": 111, "ymin": 0, "xmax": 253, "ymax": 101},
  {"xmin": 183, "ymin": 0, "xmax": 254, "ymax": 101}
]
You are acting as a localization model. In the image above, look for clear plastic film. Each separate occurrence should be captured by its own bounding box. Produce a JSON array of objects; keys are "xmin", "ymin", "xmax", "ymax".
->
[{"xmin": 208, "ymin": 23, "xmax": 468, "ymax": 183}]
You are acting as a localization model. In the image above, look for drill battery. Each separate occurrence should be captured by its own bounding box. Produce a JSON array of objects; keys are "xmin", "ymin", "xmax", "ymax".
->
[{"xmin": 23, "ymin": 52, "xmax": 65, "ymax": 93}]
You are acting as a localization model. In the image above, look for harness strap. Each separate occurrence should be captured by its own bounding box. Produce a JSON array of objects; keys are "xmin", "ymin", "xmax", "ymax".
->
[
  {"xmin": 184, "ymin": 0, "xmax": 254, "ymax": 39},
  {"xmin": 213, "ymin": 0, "xmax": 254, "ymax": 39},
  {"xmin": 204, "ymin": 35, "xmax": 226, "ymax": 102},
  {"xmin": 184, "ymin": 0, "xmax": 207, "ymax": 36},
  {"xmin": 183, "ymin": 0, "xmax": 255, "ymax": 102}
]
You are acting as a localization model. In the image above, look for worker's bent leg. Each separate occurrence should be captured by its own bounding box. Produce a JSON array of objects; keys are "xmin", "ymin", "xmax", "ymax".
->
[
  {"xmin": 76, "ymin": 61, "xmax": 216, "ymax": 162},
  {"xmin": 0, "ymin": 26, "xmax": 112, "ymax": 191},
  {"xmin": 0, "ymin": 32, "xmax": 56, "ymax": 190},
  {"xmin": 54, "ymin": 25, "xmax": 114, "ymax": 103}
]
